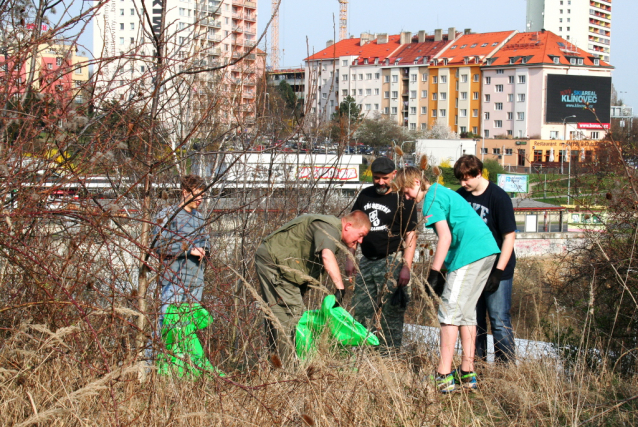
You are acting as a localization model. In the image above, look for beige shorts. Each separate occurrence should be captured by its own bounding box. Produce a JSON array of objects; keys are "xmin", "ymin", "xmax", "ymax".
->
[{"xmin": 438, "ymin": 255, "xmax": 496, "ymax": 326}]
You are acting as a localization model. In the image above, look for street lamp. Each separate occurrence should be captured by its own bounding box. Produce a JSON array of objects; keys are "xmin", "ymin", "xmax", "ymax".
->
[
  {"xmin": 567, "ymin": 143, "xmax": 572, "ymax": 205},
  {"xmin": 562, "ymin": 115, "xmax": 577, "ymax": 173}
]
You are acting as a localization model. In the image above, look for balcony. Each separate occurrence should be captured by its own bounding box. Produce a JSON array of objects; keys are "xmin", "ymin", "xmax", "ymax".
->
[
  {"xmin": 208, "ymin": 34, "xmax": 221, "ymax": 42},
  {"xmin": 244, "ymin": 28, "xmax": 256, "ymax": 35},
  {"xmin": 232, "ymin": 0, "xmax": 243, "ymax": 5},
  {"xmin": 244, "ymin": 1, "xmax": 256, "ymax": 9},
  {"xmin": 243, "ymin": 13, "xmax": 256, "ymax": 22},
  {"xmin": 232, "ymin": 52, "xmax": 243, "ymax": 59},
  {"xmin": 232, "ymin": 12, "xmax": 242, "ymax": 19},
  {"xmin": 209, "ymin": 47, "xmax": 222, "ymax": 56},
  {"xmin": 245, "ymin": 53, "xmax": 256, "ymax": 60},
  {"xmin": 200, "ymin": 18, "xmax": 221, "ymax": 28},
  {"xmin": 244, "ymin": 40, "xmax": 256, "ymax": 47},
  {"xmin": 232, "ymin": 26, "xmax": 244, "ymax": 33},
  {"xmin": 242, "ymin": 92, "xmax": 255, "ymax": 99}
]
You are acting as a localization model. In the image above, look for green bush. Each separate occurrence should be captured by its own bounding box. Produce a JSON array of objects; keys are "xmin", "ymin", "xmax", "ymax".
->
[{"xmin": 482, "ymin": 159, "xmax": 507, "ymax": 183}]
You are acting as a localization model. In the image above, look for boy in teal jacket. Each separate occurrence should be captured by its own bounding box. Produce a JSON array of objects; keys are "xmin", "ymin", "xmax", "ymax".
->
[{"xmin": 395, "ymin": 167, "xmax": 500, "ymax": 393}]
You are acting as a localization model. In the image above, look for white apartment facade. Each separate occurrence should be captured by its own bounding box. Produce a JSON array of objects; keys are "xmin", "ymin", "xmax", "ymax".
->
[
  {"xmin": 93, "ymin": 0, "xmax": 259, "ymax": 130},
  {"xmin": 526, "ymin": 0, "xmax": 612, "ymax": 62}
]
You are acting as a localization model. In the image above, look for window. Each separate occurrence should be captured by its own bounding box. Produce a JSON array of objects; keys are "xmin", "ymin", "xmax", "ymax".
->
[
  {"xmin": 392, "ymin": 91, "xmax": 398, "ymax": 98},
  {"xmin": 120, "ymin": 9, "xmax": 124, "ymax": 15},
  {"xmin": 321, "ymin": 93, "xmax": 327, "ymax": 99},
  {"xmin": 494, "ymin": 120, "xmax": 503, "ymax": 128},
  {"xmin": 480, "ymin": 147, "xmax": 489, "ymax": 154},
  {"xmin": 131, "ymin": 22, "xmax": 135, "ymax": 30},
  {"xmin": 55, "ymin": 57, "xmax": 63, "ymax": 66},
  {"xmin": 131, "ymin": 8, "xmax": 134, "ymax": 15},
  {"xmin": 495, "ymin": 84, "xmax": 503, "ymax": 92},
  {"xmin": 473, "ymin": 74, "xmax": 479, "ymax": 82},
  {"xmin": 374, "ymin": 88, "xmax": 380, "ymax": 95},
  {"xmin": 440, "ymin": 75, "xmax": 447, "ymax": 83},
  {"xmin": 384, "ymin": 75, "xmax": 390, "ymax": 82},
  {"xmin": 553, "ymin": 56, "xmax": 561, "ymax": 64},
  {"xmin": 508, "ymin": 75, "xmax": 515, "ymax": 84},
  {"xmin": 432, "ymin": 76, "xmax": 438, "ymax": 84},
  {"xmin": 517, "ymin": 93, "xmax": 526, "ymax": 102},
  {"xmin": 508, "ymin": 94, "xmax": 514, "ymax": 102},
  {"xmin": 460, "ymin": 109, "xmax": 467, "ymax": 117},
  {"xmin": 473, "ymin": 92, "xmax": 479, "ymax": 100},
  {"xmin": 119, "ymin": 37, "xmax": 124, "ymax": 45},
  {"xmin": 422, "ymin": 123, "xmax": 428, "ymax": 130},
  {"xmin": 432, "ymin": 93, "xmax": 438, "ymax": 100},
  {"xmin": 358, "ymin": 89, "xmax": 363, "ymax": 96},
  {"xmin": 120, "ymin": 23, "xmax": 124, "ymax": 30},
  {"xmin": 485, "ymin": 76, "xmax": 491, "ymax": 84},
  {"xmin": 496, "ymin": 69, "xmax": 504, "ymax": 74},
  {"xmin": 140, "ymin": 65, "xmax": 145, "ymax": 72},
  {"xmin": 392, "ymin": 75, "xmax": 398, "ymax": 82},
  {"xmin": 342, "ymin": 89, "xmax": 348, "ymax": 96},
  {"xmin": 495, "ymin": 103, "xmax": 503, "ymax": 110},
  {"xmin": 484, "ymin": 94, "xmax": 490, "ymax": 102},
  {"xmin": 484, "ymin": 130, "xmax": 490, "ymax": 138},
  {"xmin": 409, "ymin": 123, "xmax": 416, "ymax": 130},
  {"xmin": 517, "ymin": 112, "xmax": 525, "ymax": 120},
  {"xmin": 411, "ymin": 74, "xmax": 417, "ymax": 82},
  {"xmin": 342, "ymin": 60, "xmax": 348, "ymax": 66},
  {"xmin": 351, "ymin": 74, "xmax": 356, "ymax": 81},
  {"xmin": 493, "ymin": 148, "xmax": 501, "ymax": 154},
  {"xmin": 384, "ymin": 91, "xmax": 390, "ymax": 98},
  {"xmin": 421, "ymin": 106, "xmax": 427, "ymax": 114},
  {"xmin": 383, "ymin": 107, "xmax": 389, "ymax": 114},
  {"xmin": 559, "ymin": 27, "xmax": 563, "ymax": 32},
  {"xmin": 391, "ymin": 107, "xmax": 398, "ymax": 114},
  {"xmin": 422, "ymin": 73, "xmax": 428, "ymax": 81},
  {"xmin": 410, "ymin": 107, "xmax": 417, "ymax": 115},
  {"xmin": 484, "ymin": 112, "xmax": 490, "ymax": 120},
  {"xmin": 472, "ymin": 109, "xmax": 478, "ymax": 117},
  {"xmin": 366, "ymin": 88, "xmax": 372, "ymax": 96},
  {"xmin": 432, "ymin": 110, "xmax": 437, "ymax": 118},
  {"xmin": 507, "ymin": 112, "xmax": 513, "ymax": 120},
  {"xmin": 518, "ymin": 75, "xmax": 526, "ymax": 84},
  {"xmin": 374, "ymin": 104, "xmax": 379, "ymax": 110},
  {"xmin": 372, "ymin": 73, "xmax": 378, "ymax": 80},
  {"xmin": 440, "ymin": 92, "xmax": 447, "ymax": 100},
  {"xmin": 342, "ymin": 75, "xmax": 347, "ymax": 81},
  {"xmin": 591, "ymin": 131, "xmax": 599, "ymax": 139},
  {"xmin": 130, "ymin": 37, "xmax": 134, "ymax": 44},
  {"xmin": 421, "ymin": 90, "xmax": 428, "ymax": 98},
  {"xmin": 366, "ymin": 73, "xmax": 372, "ymax": 80},
  {"xmin": 351, "ymin": 89, "xmax": 355, "ymax": 96},
  {"xmin": 460, "ymin": 92, "xmax": 467, "ymax": 100},
  {"xmin": 365, "ymin": 104, "xmax": 372, "ymax": 111},
  {"xmin": 439, "ymin": 109, "xmax": 446, "ymax": 117},
  {"xmin": 359, "ymin": 74, "xmax": 363, "ymax": 80},
  {"xmin": 461, "ymin": 74, "xmax": 468, "ymax": 83}
]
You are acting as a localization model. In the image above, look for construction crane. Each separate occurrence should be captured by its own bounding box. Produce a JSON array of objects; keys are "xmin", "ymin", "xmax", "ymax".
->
[
  {"xmin": 338, "ymin": 0, "xmax": 348, "ymax": 41},
  {"xmin": 271, "ymin": 0, "xmax": 280, "ymax": 70}
]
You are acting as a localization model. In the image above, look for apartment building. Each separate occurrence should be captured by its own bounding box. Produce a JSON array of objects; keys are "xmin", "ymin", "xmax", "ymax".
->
[
  {"xmin": 424, "ymin": 30, "xmax": 516, "ymax": 136},
  {"xmin": 380, "ymin": 29, "xmax": 456, "ymax": 131},
  {"xmin": 526, "ymin": 0, "xmax": 612, "ymax": 62},
  {"xmin": 93, "ymin": 0, "xmax": 260, "ymax": 128},
  {"xmin": 481, "ymin": 30, "xmax": 612, "ymax": 140},
  {"xmin": 0, "ymin": 42, "xmax": 89, "ymax": 104},
  {"xmin": 305, "ymin": 34, "xmax": 403, "ymax": 122},
  {"xmin": 268, "ymin": 67, "xmax": 305, "ymax": 104}
]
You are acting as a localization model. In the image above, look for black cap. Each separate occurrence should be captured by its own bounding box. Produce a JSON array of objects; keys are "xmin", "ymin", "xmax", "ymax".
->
[{"xmin": 370, "ymin": 157, "xmax": 396, "ymax": 174}]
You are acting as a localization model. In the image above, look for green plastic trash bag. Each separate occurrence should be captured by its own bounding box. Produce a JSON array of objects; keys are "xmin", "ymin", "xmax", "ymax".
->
[
  {"xmin": 296, "ymin": 295, "xmax": 379, "ymax": 360},
  {"xmin": 157, "ymin": 303, "xmax": 225, "ymax": 378}
]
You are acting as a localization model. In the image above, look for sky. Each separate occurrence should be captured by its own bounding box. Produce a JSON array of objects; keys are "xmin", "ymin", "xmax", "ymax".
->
[
  {"xmin": 256, "ymin": 0, "xmax": 637, "ymax": 111},
  {"xmin": 58, "ymin": 0, "xmax": 636, "ymax": 112}
]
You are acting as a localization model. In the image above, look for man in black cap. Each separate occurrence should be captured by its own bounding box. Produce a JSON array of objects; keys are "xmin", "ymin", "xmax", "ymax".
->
[{"xmin": 346, "ymin": 157, "xmax": 419, "ymax": 350}]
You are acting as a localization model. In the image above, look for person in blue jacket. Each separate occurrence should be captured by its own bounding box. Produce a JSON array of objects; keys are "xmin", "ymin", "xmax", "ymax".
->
[{"xmin": 152, "ymin": 175, "xmax": 210, "ymax": 327}]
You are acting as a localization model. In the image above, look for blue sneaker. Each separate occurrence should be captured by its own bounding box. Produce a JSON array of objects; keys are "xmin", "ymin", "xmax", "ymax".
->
[
  {"xmin": 435, "ymin": 372, "xmax": 457, "ymax": 393},
  {"xmin": 454, "ymin": 370, "xmax": 478, "ymax": 390}
]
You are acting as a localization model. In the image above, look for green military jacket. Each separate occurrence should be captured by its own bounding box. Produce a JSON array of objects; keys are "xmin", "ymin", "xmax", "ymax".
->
[{"xmin": 262, "ymin": 214, "xmax": 343, "ymax": 286}]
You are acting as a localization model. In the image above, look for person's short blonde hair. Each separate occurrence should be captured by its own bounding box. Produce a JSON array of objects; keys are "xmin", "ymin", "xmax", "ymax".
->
[
  {"xmin": 393, "ymin": 167, "xmax": 429, "ymax": 193},
  {"xmin": 343, "ymin": 210, "xmax": 371, "ymax": 230}
]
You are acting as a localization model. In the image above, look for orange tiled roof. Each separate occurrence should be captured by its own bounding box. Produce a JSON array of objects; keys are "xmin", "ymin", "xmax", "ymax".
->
[
  {"xmin": 432, "ymin": 30, "xmax": 517, "ymax": 66},
  {"xmin": 390, "ymin": 34, "xmax": 456, "ymax": 65},
  {"xmin": 487, "ymin": 31, "xmax": 611, "ymax": 67},
  {"xmin": 305, "ymin": 35, "xmax": 402, "ymax": 62}
]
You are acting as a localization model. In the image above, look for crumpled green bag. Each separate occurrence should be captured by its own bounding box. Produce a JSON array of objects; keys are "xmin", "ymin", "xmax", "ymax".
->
[
  {"xmin": 157, "ymin": 303, "xmax": 225, "ymax": 378},
  {"xmin": 296, "ymin": 295, "xmax": 379, "ymax": 360}
]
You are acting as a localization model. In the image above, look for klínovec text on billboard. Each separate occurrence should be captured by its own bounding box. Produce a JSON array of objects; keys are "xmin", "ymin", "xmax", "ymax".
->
[{"xmin": 545, "ymin": 75, "xmax": 612, "ymax": 124}]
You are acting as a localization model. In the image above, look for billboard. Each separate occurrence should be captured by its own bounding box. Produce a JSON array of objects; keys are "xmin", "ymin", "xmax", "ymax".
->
[
  {"xmin": 546, "ymin": 74, "xmax": 611, "ymax": 123},
  {"xmin": 497, "ymin": 174, "xmax": 529, "ymax": 193}
]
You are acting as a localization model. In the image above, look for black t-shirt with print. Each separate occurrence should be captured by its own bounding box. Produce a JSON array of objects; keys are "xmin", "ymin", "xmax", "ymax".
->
[
  {"xmin": 457, "ymin": 182, "xmax": 517, "ymax": 280},
  {"xmin": 352, "ymin": 186, "xmax": 418, "ymax": 259}
]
